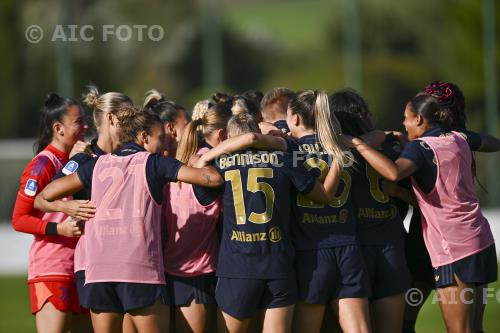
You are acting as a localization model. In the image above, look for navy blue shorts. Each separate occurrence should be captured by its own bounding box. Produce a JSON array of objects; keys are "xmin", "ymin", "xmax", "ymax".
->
[
  {"xmin": 361, "ymin": 242, "xmax": 412, "ymax": 300},
  {"xmin": 75, "ymin": 270, "xmax": 89, "ymax": 307},
  {"xmin": 81, "ymin": 280, "xmax": 169, "ymax": 313},
  {"xmin": 404, "ymin": 210, "xmax": 434, "ymax": 285},
  {"xmin": 295, "ymin": 245, "xmax": 371, "ymax": 304},
  {"xmin": 166, "ymin": 273, "xmax": 216, "ymax": 306},
  {"xmin": 434, "ymin": 244, "xmax": 498, "ymax": 289},
  {"xmin": 215, "ymin": 277, "xmax": 297, "ymax": 319}
]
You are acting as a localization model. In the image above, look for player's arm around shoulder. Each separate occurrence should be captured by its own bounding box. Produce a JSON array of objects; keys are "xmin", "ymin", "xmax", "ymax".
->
[
  {"xmin": 34, "ymin": 173, "xmax": 93, "ymax": 221},
  {"xmin": 177, "ymin": 164, "xmax": 224, "ymax": 188}
]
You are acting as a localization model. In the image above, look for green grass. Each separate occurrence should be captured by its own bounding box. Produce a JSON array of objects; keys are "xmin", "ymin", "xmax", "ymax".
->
[
  {"xmin": 0, "ymin": 275, "xmax": 35, "ymax": 332},
  {"xmin": 0, "ymin": 267, "xmax": 499, "ymax": 332}
]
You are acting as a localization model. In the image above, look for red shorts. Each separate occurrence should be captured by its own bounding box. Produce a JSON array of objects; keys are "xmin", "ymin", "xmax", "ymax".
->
[{"xmin": 28, "ymin": 276, "xmax": 88, "ymax": 315}]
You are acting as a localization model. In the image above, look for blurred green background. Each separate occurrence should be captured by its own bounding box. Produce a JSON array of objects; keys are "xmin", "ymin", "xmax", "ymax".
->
[
  {"xmin": 0, "ymin": 0, "xmax": 498, "ymax": 331},
  {"xmin": 0, "ymin": 0, "xmax": 498, "ymax": 214}
]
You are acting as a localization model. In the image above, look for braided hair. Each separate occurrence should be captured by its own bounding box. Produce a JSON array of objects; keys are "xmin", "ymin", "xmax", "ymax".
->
[{"xmin": 422, "ymin": 81, "xmax": 466, "ymax": 129}]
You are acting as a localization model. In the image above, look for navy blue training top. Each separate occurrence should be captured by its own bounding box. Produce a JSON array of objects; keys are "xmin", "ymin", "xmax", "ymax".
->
[
  {"xmin": 289, "ymin": 134, "xmax": 358, "ymax": 250},
  {"xmin": 352, "ymin": 133, "xmax": 407, "ymax": 245},
  {"xmin": 399, "ymin": 127, "xmax": 481, "ymax": 194},
  {"xmin": 76, "ymin": 142, "xmax": 182, "ymax": 204},
  {"xmin": 273, "ymin": 120, "xmax": 290, "ymax": 134},
  {"xmin": 214, "ymin": 148, "xmax": 316, "ymax": 279}
]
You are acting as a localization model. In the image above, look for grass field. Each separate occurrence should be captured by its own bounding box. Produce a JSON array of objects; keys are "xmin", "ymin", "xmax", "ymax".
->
[{"xmin": 1, "ymin": 267, "xmax": 499, "ymax": 332}]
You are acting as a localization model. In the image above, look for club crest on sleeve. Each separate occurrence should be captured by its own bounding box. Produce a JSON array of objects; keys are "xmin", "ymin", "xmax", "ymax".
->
[
  {"xmin": 62, "ymin": 161, "xmax": 79, "ymax": 175},
  {"xmin": 24, "ymin": 179, "xmax": 38, "ymax": 196}
]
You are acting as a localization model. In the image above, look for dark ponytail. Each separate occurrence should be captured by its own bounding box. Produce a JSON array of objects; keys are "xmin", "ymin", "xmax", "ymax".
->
[
  {"xmin": 34, "ymin": 93, "xmax": 79, "ymax": 154},
  {"xmin": 329, "ymin": 89, "xmax": 374, "ymax": 137}
]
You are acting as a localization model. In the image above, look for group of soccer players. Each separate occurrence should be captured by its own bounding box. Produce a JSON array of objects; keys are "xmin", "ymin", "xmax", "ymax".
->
[{"xmin": 12, "ymin": 82, "xmax": 500, "ymax": 333}]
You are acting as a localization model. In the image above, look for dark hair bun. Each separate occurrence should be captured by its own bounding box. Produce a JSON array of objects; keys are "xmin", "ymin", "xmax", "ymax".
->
[
  {"xmin": 44, "ymin": 92, "xmax": 61, "ymax": 107},
  {"xmin": 212, "ymin": 92, "xmax": 233, "ymax": 104}
]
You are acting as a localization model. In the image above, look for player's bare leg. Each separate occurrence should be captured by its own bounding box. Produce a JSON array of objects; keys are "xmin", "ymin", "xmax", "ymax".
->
[
  {"xmin": 122, "ymin": 313, "xmax": 138, "ymax": 333},
  {"xmin": 176, "ymin": 299, "xmax": 215, "ymax": 333},
  {"xmin": 90, "ymin": 310, "xmax": 123, "ymax": 333},
  {"xmin": 437, "ymin": 274, "xmax": 473, "ymax": 333},
  {"xmin": 333, "ymin": 297, "xmax": 371, "ymax": 333},
  {"xmin": 262, "ymin": 305, "xmax": 294, "ymax": 333},
  {"xmin": 292, "ymin": 302, "xmax": 325, "ymax": 333},
  {"xmin": 35, "ymin": 301, "xmax": 71, "ymax": 333},
  {"xmin": 128, "ymin": 299, "xmax": 170, "ymax": 333},
  {"xmin": 218, "ymin": 309, "xmax": 252, "ymax": 333}
]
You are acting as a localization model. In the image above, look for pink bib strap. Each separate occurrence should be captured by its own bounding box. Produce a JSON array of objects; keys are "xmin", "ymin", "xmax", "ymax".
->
[{"xmin": 411, "ymin": 132, "xmax": 494, "ymax": 267}]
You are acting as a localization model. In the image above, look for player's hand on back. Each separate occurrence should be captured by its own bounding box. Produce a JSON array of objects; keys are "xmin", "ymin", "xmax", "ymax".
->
[
  {"xmin": 69, "ymin": 140, "xmax": 91, "ymax": 158},
  {"xmin": 57, "ymin": 216, "xmax": 84, "ymax": 237}
]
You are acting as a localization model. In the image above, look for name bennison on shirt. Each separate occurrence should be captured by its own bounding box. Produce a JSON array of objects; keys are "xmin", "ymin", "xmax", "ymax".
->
[{"xmin": 218, "ymin": 152, "xmax": 281, "ymax": 169}]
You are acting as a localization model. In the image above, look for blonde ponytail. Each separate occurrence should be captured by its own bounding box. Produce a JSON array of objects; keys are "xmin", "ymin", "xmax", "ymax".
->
[
  {"xmin": 290, "ymin": 90, "xmax": 348, "ymax": 166},
  {"xmin": 313, "ymin": 92, "xmax": 346, "ymax": 165},
  {"xmin": 176, "ymin": 118, "xmax": 203, "ymax": 164}
]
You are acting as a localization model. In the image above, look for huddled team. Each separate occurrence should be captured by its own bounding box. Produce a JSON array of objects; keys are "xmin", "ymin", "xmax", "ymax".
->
[{"xmin": 11, "ymin": 82, "xmax": 500, "ymax": 333}]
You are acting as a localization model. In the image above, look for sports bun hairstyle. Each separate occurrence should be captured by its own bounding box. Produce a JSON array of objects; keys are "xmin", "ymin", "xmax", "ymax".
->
[
  {"xmin": 192, "ymin": 100, "xmax": 213, "ymax": 121},
  {"xmin": 143, "ymin": 89, "xmax": 178, "ymax": 124},
  {"xmin": 422, "ymin": 81, "xmax": 466, "ymax": 129},
  {"xmin": 35, "ymin": 93, "xmax": 80, "ymax": 154},
  {"xmin": 176, "ymin": 97, "xmax": 232, "ymax": 164},
  {"xmin": 83, "ymin": 85, "xmax": 133, "ymax": 129},
  {"xmin": 115, "ymin": 105, "xmax": 163, "ymax": 144},
  {"xmin": 212, "ymin": 92, "xmax": 233, "ymax": 104}
]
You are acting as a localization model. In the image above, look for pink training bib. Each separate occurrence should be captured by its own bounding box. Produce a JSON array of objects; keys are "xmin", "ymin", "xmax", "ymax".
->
[
  {"xmin": 85, "ymin": 152, "xmax": 164, "ymax": 284},
  {"xmin": 411, "ymin": 132, "xmax": 494, "ymax": 267},
  {"xmin": 163, "ymin": 147, "xmax": 222, "ymax": 276},
  {"xmin": 28, "ymin": 150, "xmax": 77, "ymax": 280}
]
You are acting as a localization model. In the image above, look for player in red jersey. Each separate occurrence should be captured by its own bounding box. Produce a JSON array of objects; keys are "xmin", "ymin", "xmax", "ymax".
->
[{"xmin": 11, "ymin": 92, "xmax": 90, "ymax": 333}]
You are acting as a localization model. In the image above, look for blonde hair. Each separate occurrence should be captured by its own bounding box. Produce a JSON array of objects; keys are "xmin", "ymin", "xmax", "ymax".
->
[
  {"xmin": 83, "ymin": 85, "xmax": 132, "ymax": 128},
  {"xmin": 227, "ymin": 113, "xmax": 260, "ymax": 137},
  {"xmin": 289, "ymin": 90, "xmax": 346, "ymax": 165},
  {"xmin": 176, "ymin": 102, "xmax": 232, "ymax": 163},
  {"xmin": 192, "ymin": 100, "xmax": 212, "ymax": 121}
]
